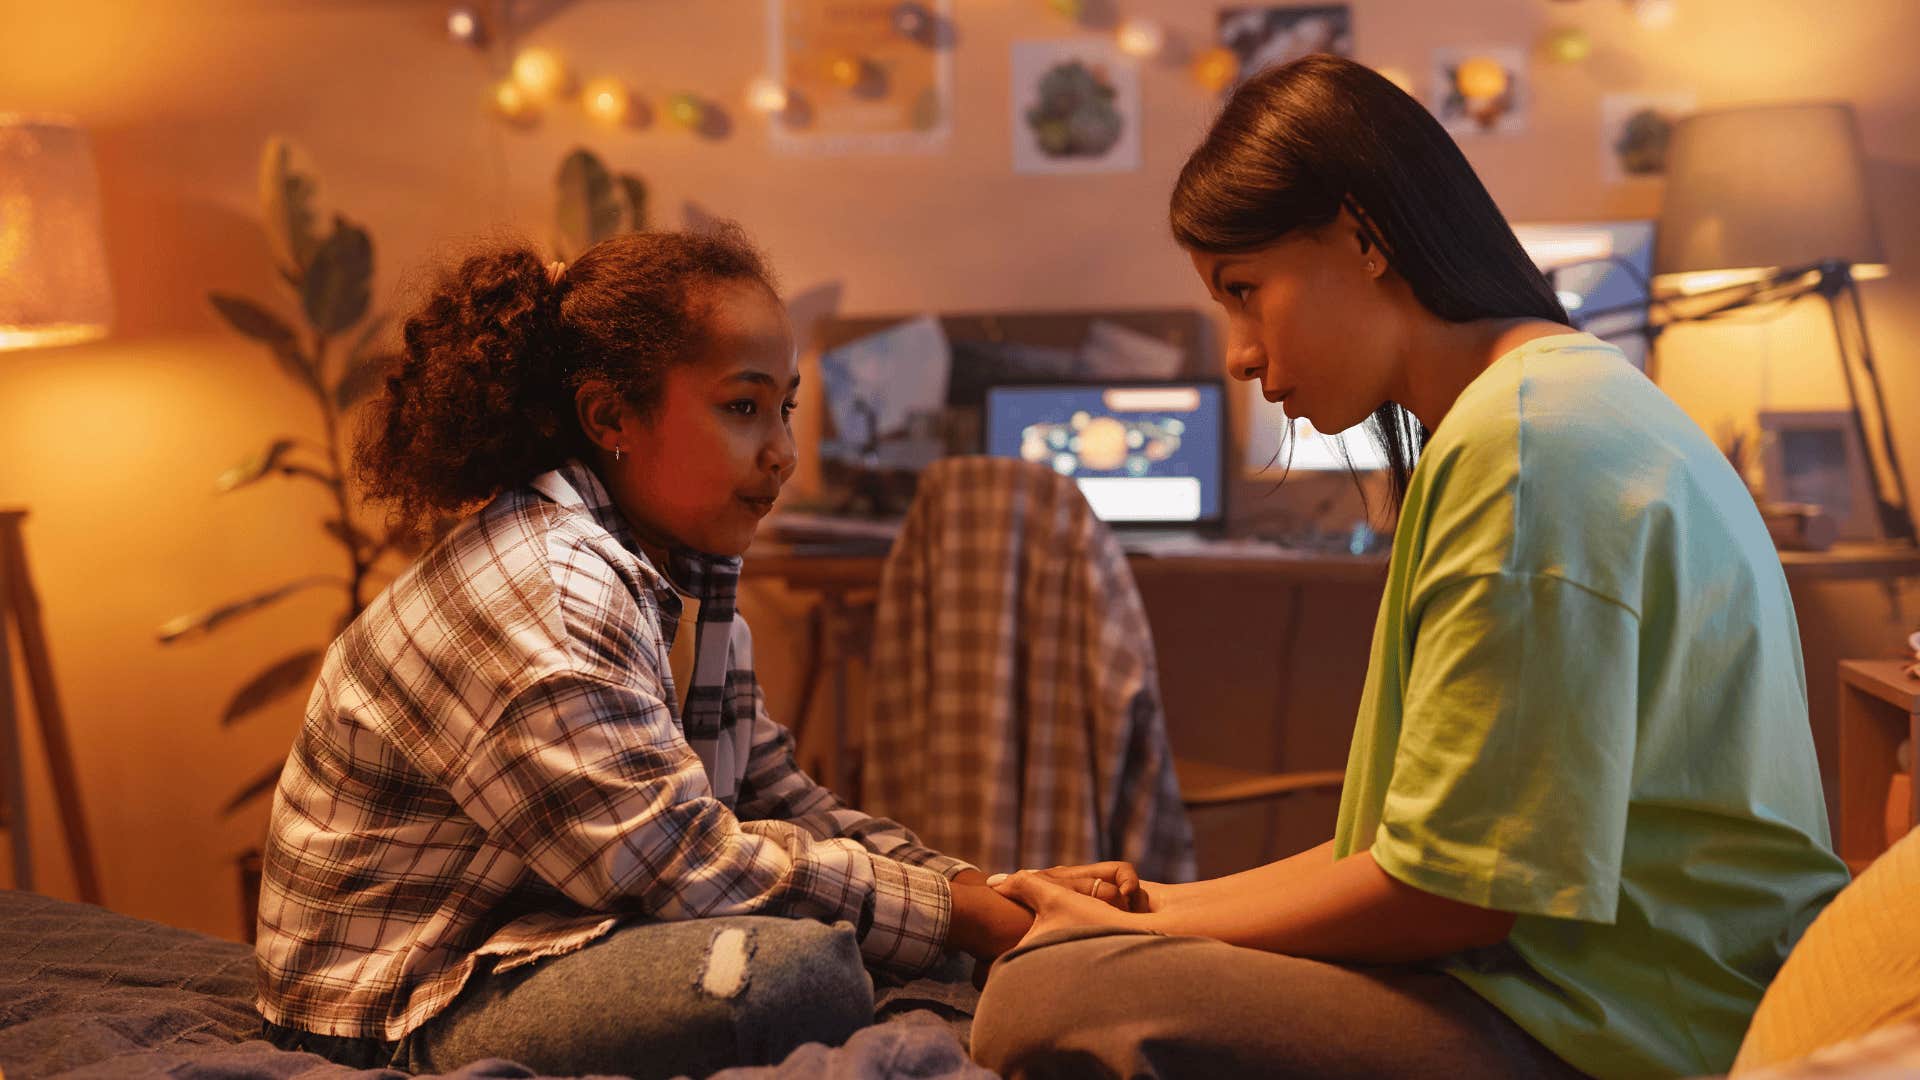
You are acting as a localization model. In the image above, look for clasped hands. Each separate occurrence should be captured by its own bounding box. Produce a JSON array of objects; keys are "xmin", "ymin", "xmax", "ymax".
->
[{"xmin": 947, "ymin": 862, "xmax": 1160, "ymax": 984}]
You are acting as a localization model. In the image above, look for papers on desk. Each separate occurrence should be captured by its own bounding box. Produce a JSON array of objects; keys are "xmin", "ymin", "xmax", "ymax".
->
[{"xmin": 1118, "ymin": 534, "xmax": 1300, "ymax": 559}]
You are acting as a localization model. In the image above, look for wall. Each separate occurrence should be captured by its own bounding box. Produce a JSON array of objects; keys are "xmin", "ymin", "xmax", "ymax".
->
[{"xmin": 1, "ymin": 0, "xmax": 1916, "ymax": 937}]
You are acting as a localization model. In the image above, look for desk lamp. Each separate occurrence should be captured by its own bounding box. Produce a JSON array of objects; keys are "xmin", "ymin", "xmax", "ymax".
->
[
  {"xmin": 1654, "ymin": 102, "xmax": 1914, "ymax": 545},
  {"xmin": 0, "ymin": 115, "xmax": 110, "ymax": 901}
]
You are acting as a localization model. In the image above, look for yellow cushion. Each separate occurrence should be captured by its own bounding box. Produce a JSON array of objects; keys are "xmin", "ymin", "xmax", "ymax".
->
[{"xmin": 1732, "ymin": 826, "xmax": 1920, "ymax": 1073}]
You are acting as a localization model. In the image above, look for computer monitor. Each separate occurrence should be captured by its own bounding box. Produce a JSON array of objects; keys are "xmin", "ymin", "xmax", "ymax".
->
[
  {"xmin": 984, "ymin": 382, "xmax": 1225, "ymax": 527},
  {"xmin": 1513, "ymin": 219, "xmax": 1656, "ymax": 371}
]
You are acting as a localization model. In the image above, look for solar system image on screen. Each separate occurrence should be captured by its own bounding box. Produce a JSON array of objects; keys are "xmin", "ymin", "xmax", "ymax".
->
[{"xmin": 985, "ymin": 382, "xmax": 1223, "ymax": 524}]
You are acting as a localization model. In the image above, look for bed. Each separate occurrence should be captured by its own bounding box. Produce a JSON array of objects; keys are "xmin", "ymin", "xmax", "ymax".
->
[{"xmin": 0, "ymin": 889, "xmax": 991, "ymax": 1080}]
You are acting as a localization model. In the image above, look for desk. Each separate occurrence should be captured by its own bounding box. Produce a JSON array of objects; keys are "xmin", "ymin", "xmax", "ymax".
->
[
  {"xmin": 746, "ymin": 543, "xmax": 1389, "ymax": 791},
  {"xmin": 1836, "ymin": 659, "xmax": 1919, "ymax": 874},
  {"xmin": 748, "ymin": 539, "xmax": 1920, "ymax": 798}
]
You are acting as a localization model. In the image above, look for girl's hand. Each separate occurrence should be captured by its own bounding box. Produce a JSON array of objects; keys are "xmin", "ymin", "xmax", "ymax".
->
[{"xmin": 988, "ymin": 869, "xmax": 1149, "ymax": 949}]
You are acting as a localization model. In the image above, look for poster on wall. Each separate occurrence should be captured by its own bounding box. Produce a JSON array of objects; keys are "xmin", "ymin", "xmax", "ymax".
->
[
  {"xmin": 1600, "ymin": 93, "xmax": 1696, "ymax": 182},
  {"xmin": 767, "ymin": 0, "xmax": 953, "ymax": 155},
  {"xmin": 1216, "ymin": 5, "xmax": 1354, "ymax": 86},
  {"xmin": 1011, "ymin": 39, "xmax": 1142, "ymax": 175},
  {"xmin": 1429, "ymin": 45, "xmax": 1529, "ymax": 135}
]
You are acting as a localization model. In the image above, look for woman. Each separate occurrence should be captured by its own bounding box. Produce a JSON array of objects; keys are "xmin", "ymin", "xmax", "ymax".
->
[
  {"xmin": 255, "ymin": 227, "xmax": 1030, "ymax": 1077},
  {"xmin": 971, "ymin": 55, "xmax": 1849, "ymax": 1079}
]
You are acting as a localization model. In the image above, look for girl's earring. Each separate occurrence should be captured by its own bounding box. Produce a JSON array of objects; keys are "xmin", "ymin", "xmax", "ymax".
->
[{"xmin": 614, "ymin": 446, "xmax": 623, "ymax": 463}]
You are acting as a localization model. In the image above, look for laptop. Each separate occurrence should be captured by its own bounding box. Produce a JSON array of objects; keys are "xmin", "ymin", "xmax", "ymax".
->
[{"xmin": 983, "ymin": 381, "xmax": 1226, "ymax": 547}]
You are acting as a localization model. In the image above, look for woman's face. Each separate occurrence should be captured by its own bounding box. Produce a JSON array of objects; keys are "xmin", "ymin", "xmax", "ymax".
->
[
  {"xmin": 594, "ymin": 279, "xmax": 800, "ymax": 558},
  {"xmin": 1188, "ymin": 221, "xmax": 1399, "ymax": 436}
]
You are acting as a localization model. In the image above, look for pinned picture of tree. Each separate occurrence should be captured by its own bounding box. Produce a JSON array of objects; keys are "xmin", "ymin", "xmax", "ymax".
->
[
  {"xmin": 1601, "ymin": 93, "xmax": 1696, "ymax": 182},
  {"xmin": 1012, "ymin": 39, "xmax": 1141, "ymax": 174},
  {"xmin": 1430, "ymin": 46, "xmax": 1529, "ymax": 135}
]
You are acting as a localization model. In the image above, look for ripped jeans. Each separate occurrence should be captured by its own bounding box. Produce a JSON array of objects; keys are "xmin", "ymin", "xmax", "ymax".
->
[{"xmin": 267, "ymin": 916, "xmax": 876, "ymax": 1079}]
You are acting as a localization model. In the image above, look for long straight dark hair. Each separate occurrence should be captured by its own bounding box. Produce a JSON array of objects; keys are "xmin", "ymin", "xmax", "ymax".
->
[{"xmin": 1170, "ymin": 54, "xmax": 1569, "ymax": 508}]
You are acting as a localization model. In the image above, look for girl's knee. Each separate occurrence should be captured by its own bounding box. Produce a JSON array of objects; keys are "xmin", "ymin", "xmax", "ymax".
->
[{"xmin": 715, "ymin": 918, "xmax": 873, "ymax": 1044}]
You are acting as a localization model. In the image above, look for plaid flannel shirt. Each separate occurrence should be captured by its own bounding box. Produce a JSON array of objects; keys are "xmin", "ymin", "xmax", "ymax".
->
[
  {"xmin": 866, "ymin": 456, "xmax": 1195, "ymax": 882},
  {"xmin": 256, "ymin": 461, "xmax": 970, "ymax": 1041}
]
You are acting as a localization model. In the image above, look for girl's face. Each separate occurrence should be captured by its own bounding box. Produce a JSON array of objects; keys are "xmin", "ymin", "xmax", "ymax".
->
[
  {"xmin": 1188, "ymin": 218, "xmax": 1400, "ymax": 437},
  {"xmin": 594, "ymin": 279, "xmax": 799, "ymax": 558}
]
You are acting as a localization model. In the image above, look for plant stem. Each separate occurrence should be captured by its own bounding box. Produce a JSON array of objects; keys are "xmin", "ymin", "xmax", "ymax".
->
[{"xmin": 311, "ymin": 329, "xmax": 371, "ymax": 618}]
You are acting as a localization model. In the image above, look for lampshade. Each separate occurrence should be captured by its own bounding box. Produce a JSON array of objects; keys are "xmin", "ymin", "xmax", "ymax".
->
[
  {"xmin": 0, "ymin": 116, "xmax": 114, "ymax": 350},
  {"xmin": 1654, "ymin": 102, "xmax": 1886, "ymax": 292}
]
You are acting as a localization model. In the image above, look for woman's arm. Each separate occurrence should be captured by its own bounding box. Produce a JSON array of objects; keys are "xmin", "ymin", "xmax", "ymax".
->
[
  {"xmin": 1146, "ymin": 849, "xmax": 1515, "ymax": 963},
  {"xmin": 1141, "ymin": 838, "xmax": 1338, "ymax": 912},
  {"xmin": 994, "ymin": 847, "xmax": 1515, "ymax": 966}
]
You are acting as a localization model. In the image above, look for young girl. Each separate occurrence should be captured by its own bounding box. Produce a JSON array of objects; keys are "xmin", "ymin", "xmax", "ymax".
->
[
  {"xmin": 972, "ymin": 56, "xmax": 1851, "ymax": 1079},
  {"xmin": 253, "ymin": 226, "xmax": 1030, "ymax": 1077}
]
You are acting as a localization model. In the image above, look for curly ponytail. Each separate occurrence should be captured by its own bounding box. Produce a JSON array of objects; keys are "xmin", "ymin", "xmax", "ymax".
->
[{"xmin": 357, "ymin": 224, "xmax": 777, "ymax": 528}]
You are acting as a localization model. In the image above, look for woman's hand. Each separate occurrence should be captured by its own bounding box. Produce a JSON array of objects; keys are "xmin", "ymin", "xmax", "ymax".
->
[
  {"xmin": 987, "ymin": 862, "xmax": 1168, "ymax": 913},
  {"xmin": 988, "ymin": 868, "xmax": 1152, "ymax": 949}
]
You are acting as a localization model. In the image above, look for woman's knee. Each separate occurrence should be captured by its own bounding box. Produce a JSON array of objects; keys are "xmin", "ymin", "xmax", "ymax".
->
[{"xmin": 974, "ymin": 931, "xmax": 1148, "ymax": 1077}]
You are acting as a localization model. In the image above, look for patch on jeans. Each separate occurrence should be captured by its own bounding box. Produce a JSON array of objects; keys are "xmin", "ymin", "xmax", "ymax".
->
[{"xmin": 698, "ymin": 927, "xmax": 755, "ymax": 999}]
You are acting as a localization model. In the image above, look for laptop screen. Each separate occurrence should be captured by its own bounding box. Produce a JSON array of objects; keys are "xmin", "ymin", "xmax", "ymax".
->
[{"xmin": 983, "ymin": 382, "xmax": 1225, "ymax": 525}]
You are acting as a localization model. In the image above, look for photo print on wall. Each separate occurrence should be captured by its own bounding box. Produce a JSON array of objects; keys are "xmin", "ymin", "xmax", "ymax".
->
[
  {"xmin": 1011, "ymin": 38, "xmax": 1142, "ymax": 174},
  {"xmin": 1430, "ymin": 45, "xmax": 1529, "ymax": 135},
  {"xmin": 1601, "ymin": 93, "xmax": 1696, "ymax": 182},
  {"xmin": 1216, "ymin": 5, "xmax": 1354, "ymax": 87}
]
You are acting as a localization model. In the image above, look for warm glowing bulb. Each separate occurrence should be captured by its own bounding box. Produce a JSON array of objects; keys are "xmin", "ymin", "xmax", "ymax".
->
[
  {"xmin": 1543, "ymin": 27, "xmax": 1593, "ymax": 63},
  {"xmin": 492, "ymin": 79, "xmax": 535, "ymax": 120},
  {"xmin": 747, "ymin": 77, "xmax": 789, "ymax": 114},
  {"xmin": 1192, "ymin": 46, "xmax": 1240, "ymax": 92},
  {"xmin": 668, "ymin": 93, "xmax": 703, "ymax": 129},
  {"xmin": 446, "ymin": 6, "xmax": 483, "ymax": 45},
  {"xmin": 1632, "ymin": 0, "xmax": 1678, "ymax": 28},
  {"xmin": 582, "ymin": 78, "xmax": 631, "ymax": 125},
  {"xmin": 511, "ymin": 46, "xmax": 571, "ymax": 102},
  {"xmin": 1116, "ymin": 17, "xmax": 1165, "ymax": 58},
  {"xmin": 1374, "ymin": 66, "xmax": 1415, "ymax": 95},
  {"xmin": 826, "ymin": 54, "xmax": 864, "ymax": 88},
  {"xmin": 1454, "ymin": 57, "xmax": 1509, "ymax": 100}
]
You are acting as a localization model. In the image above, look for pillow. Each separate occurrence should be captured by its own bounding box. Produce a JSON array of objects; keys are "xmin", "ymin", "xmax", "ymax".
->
[{"xmin": 1732, "ymin": 826, "xmax": 1920, "ymax": 1073}]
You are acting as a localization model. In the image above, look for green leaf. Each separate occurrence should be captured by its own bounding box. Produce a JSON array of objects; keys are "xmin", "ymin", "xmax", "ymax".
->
[
  {"xmin": 208, "ymin": 293, "xmax": 318, "ymax": 389},
  {"xmin": 213, "ymin": 438, "xmax": 298, "ymax": 493},
  {"xmin": 302, "ymin": 216, "xmax": 374, "ymax": 335},
  {"xmin": 221, "ymin": 648, "xmax": 324, "ymax": 726},
  {"xmin": 258, "ymin": 137, "xmax": 324, "ymax": 281},
  {"xmin": 221, "ymin": 762, "xmax": 288, "ymax": 818},
  {"xmin": 155, "ymin": 575, "xmax": 338, "ymax": 644},
  {"xmin": 554, "ymin": 148, "xmax": 623, "ymax": 261},
  {"xmin": 618, "ymin": 173, "xmax": 649, "ymax": 232}
]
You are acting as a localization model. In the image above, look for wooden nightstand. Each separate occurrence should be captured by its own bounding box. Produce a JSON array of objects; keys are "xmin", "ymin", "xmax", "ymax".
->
[{"xmin": 1837, "ymin": 659, "xmax": 1920, "ymax": 873}]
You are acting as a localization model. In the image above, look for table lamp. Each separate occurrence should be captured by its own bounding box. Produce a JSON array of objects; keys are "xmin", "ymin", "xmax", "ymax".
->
[
  {"xmin": 1654, "ymin": 101, "xmax": 1914, "ymax": 545},
  {"xmin": 0, "ymin": 116, "xmax": 114, "ymax": 348},
  {"xmin": 0, "ymin": 114, "xmax": 109, "ymax": 902}
]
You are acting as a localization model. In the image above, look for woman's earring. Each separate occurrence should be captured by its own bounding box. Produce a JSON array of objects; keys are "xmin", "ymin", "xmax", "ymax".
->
[{"xmin": 614, "ymin": 446, "xmax": 623, "ymax": 463}]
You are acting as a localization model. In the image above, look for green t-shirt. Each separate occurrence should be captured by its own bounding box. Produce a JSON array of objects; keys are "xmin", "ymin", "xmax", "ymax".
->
[{"xmin": 1333, "ymin": 333, "xmax": 1850, "ymax": 1078}]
